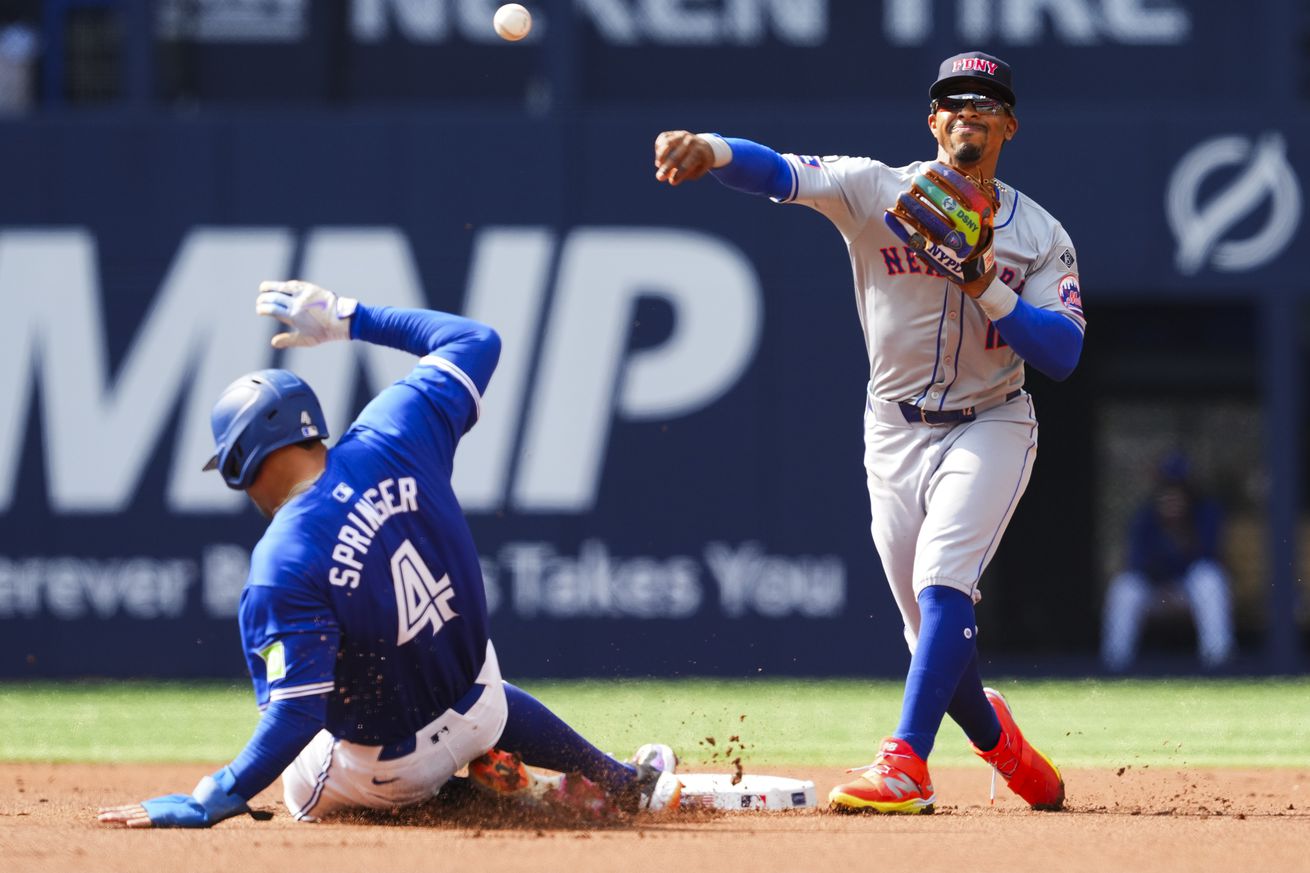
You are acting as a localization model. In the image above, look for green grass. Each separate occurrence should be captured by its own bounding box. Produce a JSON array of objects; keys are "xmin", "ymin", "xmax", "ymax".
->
[{"xmin": 2, "ymin": 678, "xmax": 1308, "ymax": 768}]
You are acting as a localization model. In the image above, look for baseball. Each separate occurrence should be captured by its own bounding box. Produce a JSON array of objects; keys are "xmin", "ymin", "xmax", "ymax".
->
[{"xmin": 493, "ymin": 4, "xmax": 532, "ymax": 41}]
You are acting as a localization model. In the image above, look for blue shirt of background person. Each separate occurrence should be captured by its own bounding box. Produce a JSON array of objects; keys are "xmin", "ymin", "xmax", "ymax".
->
[
  {"xmin": 1100, "ymin": 450, "xmax": 1236, "ymax": 671},
  {"xmin": 1125, "ymin": 453, "xmax": 1224, "ymax": 586}
]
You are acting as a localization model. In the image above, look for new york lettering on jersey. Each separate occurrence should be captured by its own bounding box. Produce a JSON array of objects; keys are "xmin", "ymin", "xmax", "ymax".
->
[
  {"xmin": 780, "ymin": 156, "xmax": 1081, "ymax": 409},
  {"xmin": 878, "ymin": 246, "xmax": 1030, "ymax": 351}
]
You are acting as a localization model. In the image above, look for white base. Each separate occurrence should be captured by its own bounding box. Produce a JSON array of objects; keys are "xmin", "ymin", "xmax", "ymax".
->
[{"xmin": 676, "ymin": 773, "xmax": 817, "ymax": 811}]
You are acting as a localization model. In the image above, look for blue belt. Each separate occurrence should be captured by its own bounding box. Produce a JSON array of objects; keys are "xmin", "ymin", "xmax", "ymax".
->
[
  {"xmin": 899, "ymin": 389, "xmax": 1021, "ymax": 425},
  {"xmin": 376, "ymin": 680, "xmax": 487, "ymax": 761}
]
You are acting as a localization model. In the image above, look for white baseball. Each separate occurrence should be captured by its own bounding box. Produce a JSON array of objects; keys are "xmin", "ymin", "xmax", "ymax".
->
[{"xmin": 493, "ymin": 4, "xmax": 532, "ymax": 41}]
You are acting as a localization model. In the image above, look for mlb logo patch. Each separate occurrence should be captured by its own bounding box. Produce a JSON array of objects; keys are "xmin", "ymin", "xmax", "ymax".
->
[
  {"xmin": 332, "ymin": 482, "xmax": 355, "ymax": 503},
  {"xmin": 1058, "ymin": 274, "xmax": 1083, "ymax": 317},
  {"xmin": 798, "ymin": 155, "xmax": 821, "ymax": 168}
]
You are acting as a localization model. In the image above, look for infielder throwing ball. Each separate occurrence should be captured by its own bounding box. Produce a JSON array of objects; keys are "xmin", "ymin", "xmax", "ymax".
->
[
  {"xmin": 653, "ymin": 51, "xmax": 1083, "ymax": 813},
  {"xmin": 99, "ymin": 282, "xmax": 680, "ymax": 827}
]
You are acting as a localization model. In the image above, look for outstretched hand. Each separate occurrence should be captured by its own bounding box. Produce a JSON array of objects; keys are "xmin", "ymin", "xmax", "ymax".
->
[
  {"xmin": 97, "ymin": 801, "xmax": 159, "ymax": 828},
  {"xmin": 653, "ymin": 131, "xmax": 715, "ymax": 186},
  {"xmin": 256, "ymin": 279, "xmax": 359, "ymax": 349},
  {"xmin": 98, "ymin": 792, "xmax": 244, "ymax": 829},
  {"xmin": 98, "ymin": 771, "xmax": 254, "ymax": 829}
]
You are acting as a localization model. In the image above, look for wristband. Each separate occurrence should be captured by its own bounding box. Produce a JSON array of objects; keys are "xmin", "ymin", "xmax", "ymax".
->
[
  {"xmin": 698, "ymin": 134, "xmax": 733, "ymax": 168},
  {"xmin": 193, "ymin": 767, "xmax": 251, "ymax": 823},
  {"xmin": 974, "ymin": 278, "xmax": 1018, "ymax": 321}
]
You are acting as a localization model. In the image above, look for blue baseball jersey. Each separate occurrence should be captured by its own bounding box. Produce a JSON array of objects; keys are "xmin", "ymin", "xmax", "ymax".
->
[
  {"xmin": 1127, "ymin": 497, "xmax": 1224, "ymax": 585},
  {"xmin": 237, "ymin": 350, "xmax": 490, "ymax": 745}
]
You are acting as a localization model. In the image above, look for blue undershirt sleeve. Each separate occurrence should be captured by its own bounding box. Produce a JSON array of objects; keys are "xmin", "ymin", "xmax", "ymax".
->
[
  {"xmin": 225, "ymin": 695, "xmax": 327, "ymax": 800},
  {"xmin": 350, "ymin": 304, "xmax": 502, "ymax": 396},
  {"xmin": 710, "ymin": 138, "xmax": 795, "ymax": 200},
  {"xmin": 991, "ymin": 297, "xmax": 1084, "ymax": 381}
]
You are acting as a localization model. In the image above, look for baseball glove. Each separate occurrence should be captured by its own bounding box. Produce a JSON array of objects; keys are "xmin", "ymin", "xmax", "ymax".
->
[{"xmin": 883, "ymin": 161, "xmax": 1000, "ymax": 285}]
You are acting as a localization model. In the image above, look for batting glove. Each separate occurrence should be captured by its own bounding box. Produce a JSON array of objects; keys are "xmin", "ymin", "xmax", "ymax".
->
[
  {"xmin": 98, "ymin": 767, "xmax": 251, "ymax": 828},
  {"xmin": 255, "ymin": 279, "xmax": 359, "ymax": 349}
]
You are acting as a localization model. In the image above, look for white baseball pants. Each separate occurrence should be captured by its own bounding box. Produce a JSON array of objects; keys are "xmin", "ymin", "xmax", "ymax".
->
[
  {"xmin": 1100, "ymin": 561, "xmax": 1235, "ymax": 670},
  {"xmin": 281, "ymin": 640, "xmax": 508, "ymax": 821},
  {"xmin": 863, "ymin": 391, "xmax": 1038, "ymax": 651}
]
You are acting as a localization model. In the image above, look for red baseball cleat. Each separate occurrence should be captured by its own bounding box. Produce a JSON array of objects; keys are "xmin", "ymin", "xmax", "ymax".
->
[
  {"xmin": 828, "ymin": 737, "xmax": 935, "ymax": 814},
  {"xmin": 972, "ymin": 687, "xmax": 1065, "ymax": 810},
  {"xmin": 467, "ymin": 748, "xmax": 535, "ymax": 797}
]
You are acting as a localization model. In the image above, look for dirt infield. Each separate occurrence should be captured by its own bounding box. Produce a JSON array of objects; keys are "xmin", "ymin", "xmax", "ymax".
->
[{"xmin": 3, "ymin": 763, "xmax": 1308, "ymax": 873}]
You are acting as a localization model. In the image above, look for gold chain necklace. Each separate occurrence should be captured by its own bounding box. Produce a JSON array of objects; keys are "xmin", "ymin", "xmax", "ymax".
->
[{"xmin": 961, "ymin": 168, "xmax": 1002, "ymax": 208}]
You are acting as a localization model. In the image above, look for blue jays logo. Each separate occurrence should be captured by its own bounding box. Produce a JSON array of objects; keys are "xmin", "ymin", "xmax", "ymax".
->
[{"xmin": 1058, "ymin": 274, "xmax": 1083, "ymax": 317}]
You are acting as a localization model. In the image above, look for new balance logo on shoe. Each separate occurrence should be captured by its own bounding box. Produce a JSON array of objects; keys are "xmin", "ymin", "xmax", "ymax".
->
[
  {"xmin": 828, "ymin": 737, "xmax": 935, "ymax": 815},
  {"xmin": 880, "ymin": 771, "xmax": 920, "ymax": 800}
]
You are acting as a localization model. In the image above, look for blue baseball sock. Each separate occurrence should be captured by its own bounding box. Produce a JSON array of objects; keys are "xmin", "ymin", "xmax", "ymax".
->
[
  {"xmin": 946, "ymin": 651, "xmax": 1002, "ymax": 752},
  {"xmin": 497, "ymin": 683, "xmax": 635, "ymax": 793},
  {"xmin": 893, "ymin": 585, "xmax": 979, "ymax": 761}
]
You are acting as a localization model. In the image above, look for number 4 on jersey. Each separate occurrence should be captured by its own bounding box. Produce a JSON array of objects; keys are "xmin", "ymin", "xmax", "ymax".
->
[{"xmin": 392, "ymin": 539, "xmax": 458, "ymax": 645}]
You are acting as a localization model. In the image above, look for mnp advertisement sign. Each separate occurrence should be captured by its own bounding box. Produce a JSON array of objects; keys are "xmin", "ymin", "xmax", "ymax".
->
[
  {"xmin": 1, "ymin": 107, "xmax": 1305, "ymax": 677},
  {"xmin": 0, "ymin": 113, "xmax": 889, "ymax": 678}
]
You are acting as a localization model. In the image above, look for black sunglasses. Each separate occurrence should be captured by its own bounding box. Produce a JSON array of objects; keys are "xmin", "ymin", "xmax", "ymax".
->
[{"xmin": 933, "ymin": 93, "xmax": 1011, "ymax": 115}]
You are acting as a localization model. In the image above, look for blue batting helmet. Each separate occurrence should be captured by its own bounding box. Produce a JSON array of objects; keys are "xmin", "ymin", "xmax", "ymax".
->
[{"xmin": 202, "ymin": 369, "xmax": 329, "ymax": 490}]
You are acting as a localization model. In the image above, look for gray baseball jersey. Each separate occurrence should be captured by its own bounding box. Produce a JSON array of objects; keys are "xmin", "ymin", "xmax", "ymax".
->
[
  {"xmin": 777, "ymin": 155, "xmax": 1085, "ymax": 412},
  {"xmin": 756, "ymin": 153, "xmax": 1086, "ymax": 635}
]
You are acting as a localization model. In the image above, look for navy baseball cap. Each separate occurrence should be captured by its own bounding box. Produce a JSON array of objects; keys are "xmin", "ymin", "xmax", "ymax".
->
[{"xmin": 931, "ymin": 51, "xmax": 1016, "ymax": 107}]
